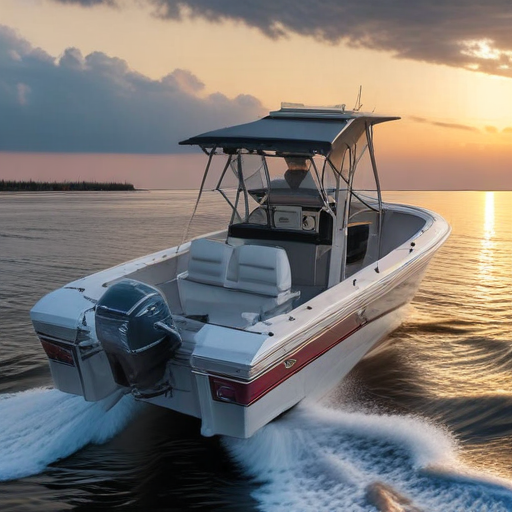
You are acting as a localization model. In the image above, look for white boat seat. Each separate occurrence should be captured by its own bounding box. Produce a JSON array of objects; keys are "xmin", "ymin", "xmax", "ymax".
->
[
  {"xmin": 185, "ymin": 238, "xmax": 234, "ymax": 286},
  {"xmin": 178, "ymin": 240, "xmax": 299, "ymax": 328},
  {"xmin": 234, "ymin": 244, "xmax": 292, "ymax": 296}
]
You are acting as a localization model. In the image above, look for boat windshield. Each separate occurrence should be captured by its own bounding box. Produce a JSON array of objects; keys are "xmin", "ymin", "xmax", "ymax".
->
[
  {"xmin": 183, "ymin": 133, "xmax": 380, "ymax": 241},
  {"xmin": 194, "ymin": 152, "xmax": 330, "ymax": 230}
]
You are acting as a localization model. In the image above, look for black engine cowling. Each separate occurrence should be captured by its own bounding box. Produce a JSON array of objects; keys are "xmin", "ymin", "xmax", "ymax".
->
[{"xmin": 95, "ymin": 279, "xmax": 181, "ymax": 396}]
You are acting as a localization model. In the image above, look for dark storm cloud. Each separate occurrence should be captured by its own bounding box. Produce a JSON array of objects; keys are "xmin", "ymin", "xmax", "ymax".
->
[
  {"xmin": 410, "ymin": 116, "xmax": 479, "ymax": 133},
  {"xmin": 53, "ymin": 0, "xmax": 512, "ymax": 79},
  {"xmin": 0, "ymin": 25, "xmax": 264, "ymax": 153}
]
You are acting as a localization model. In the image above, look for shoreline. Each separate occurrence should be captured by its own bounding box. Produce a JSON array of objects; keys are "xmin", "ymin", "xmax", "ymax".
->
[{"xmin": 0, "ymin": 180, "xmax": 135, "ymax": 192}]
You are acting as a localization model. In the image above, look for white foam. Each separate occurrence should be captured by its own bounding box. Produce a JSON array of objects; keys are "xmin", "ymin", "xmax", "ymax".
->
[
  {"xmin": 0, "ymin": 387, "xmax": 140, "ymax": 481},
  {"xmin": 225, "ymin": 403, "xmax": 512, "ymax": 512}
]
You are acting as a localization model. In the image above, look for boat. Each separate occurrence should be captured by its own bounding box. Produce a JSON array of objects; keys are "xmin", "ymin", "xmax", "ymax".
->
[{"xmin": 30, "ymin": 103, "xmax": 451, "ymax": 438}]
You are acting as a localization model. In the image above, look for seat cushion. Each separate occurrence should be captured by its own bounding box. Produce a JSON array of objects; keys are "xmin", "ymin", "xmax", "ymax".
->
[
  {"xmin": 177, "ymin": 278, "xmax": 288, "ymax": 328},
  {"xmin": 186, "ymin": 238, "xmax": 233, "ymax": 286},
  {"xmin": 234, "ymin": 244, "xmax": 291, "ymax": 296}
]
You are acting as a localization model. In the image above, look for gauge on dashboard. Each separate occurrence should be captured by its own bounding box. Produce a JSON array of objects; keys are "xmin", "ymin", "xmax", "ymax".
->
[{"xmin": 302, "ymin": 214, "xmax": 317, "ymax": 231}]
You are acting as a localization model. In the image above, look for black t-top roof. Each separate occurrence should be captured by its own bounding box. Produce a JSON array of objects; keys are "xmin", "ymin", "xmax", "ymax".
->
[{"xmin": 179, "ymin": 104, "xmax": 399, "ymax": 155}]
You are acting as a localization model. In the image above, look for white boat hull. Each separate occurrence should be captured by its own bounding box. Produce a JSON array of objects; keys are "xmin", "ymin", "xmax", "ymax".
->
[
  {"xmin": 195, "ymin": 306, "xmax": 407, "ymax": 438},
  {"xmin": 31, "ymin": 202, "xmax": 448, "ymax": 438}
]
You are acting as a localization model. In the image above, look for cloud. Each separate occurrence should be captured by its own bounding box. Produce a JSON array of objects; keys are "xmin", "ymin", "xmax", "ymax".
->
[
  {"xmin": 52, "ymin": 0, "xmax": 512, "ymax": 79},
  {"xmin": 409, "ymin": 116, "xmax": 479, "ymax": 132},
  {"xmin": 503, "ymin": 127, "xmax": 512, "ymax": 134},
  {"xmin": 56, "ymin": 0, "xmax": 117, "ymax": 6},
  {"xmin": 0, "ymin": 25, "xmax": 264, "ymax": 153}
]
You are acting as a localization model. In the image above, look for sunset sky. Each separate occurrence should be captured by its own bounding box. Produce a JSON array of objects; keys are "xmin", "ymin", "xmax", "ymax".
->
[{"xmin": 1, "ymin": 0, "xmax": 511, "ymax": 189}]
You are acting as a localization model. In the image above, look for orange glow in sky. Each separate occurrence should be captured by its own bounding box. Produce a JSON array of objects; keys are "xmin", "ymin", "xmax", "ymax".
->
[{"xmin": 0, "ymin": 0, "xmax": 511, "ymax": 189}]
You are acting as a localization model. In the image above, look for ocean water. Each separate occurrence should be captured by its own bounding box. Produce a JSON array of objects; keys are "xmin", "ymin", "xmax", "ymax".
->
[{"xmin": 0, "ymin": 190, "xmax": 511, "ymax": 511}]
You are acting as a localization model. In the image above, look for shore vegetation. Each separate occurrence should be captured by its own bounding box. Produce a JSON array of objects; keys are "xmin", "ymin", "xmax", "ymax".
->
[{"xmin": 0, "ymin": 180, "xmax": 135, "ymax": 191}]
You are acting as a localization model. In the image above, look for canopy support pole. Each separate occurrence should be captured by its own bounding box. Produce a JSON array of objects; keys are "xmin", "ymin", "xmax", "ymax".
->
[
  {"xmin": 179, "ymin": 147, "xmax": 215, "ymax": 248},
  {"xmin": 366, "ymin": 124, "xmax": 383, "ymax": 266},
  {"xmin": 327, "ymin": 147, "xmax": 351, "ymax": 288}
]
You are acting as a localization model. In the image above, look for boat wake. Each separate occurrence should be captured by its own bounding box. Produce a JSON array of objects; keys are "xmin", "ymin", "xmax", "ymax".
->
[
  {"xmin": 225, "ymin": 403, "xmax": 512, "ymax": 512},
  {"xmin": 0, "ymin": 387, "xmax": 140, "ymax": 482}
]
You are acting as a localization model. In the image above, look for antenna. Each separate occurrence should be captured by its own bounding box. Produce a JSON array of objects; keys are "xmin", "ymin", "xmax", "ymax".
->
[{"xmin": 353, "ymin": 86, "xmax": 363, "ymax": 111}]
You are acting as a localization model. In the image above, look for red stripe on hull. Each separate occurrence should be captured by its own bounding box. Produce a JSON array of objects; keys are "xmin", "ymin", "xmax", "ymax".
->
[{"xmin": 209, "ymin": 312, "xmax": 363, "ymax": 406}]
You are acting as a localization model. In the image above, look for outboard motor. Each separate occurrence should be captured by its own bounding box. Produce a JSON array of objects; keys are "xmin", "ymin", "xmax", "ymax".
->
[{"xmin": 95, "ymin": 279, "xmax": 181, "ymax": 398}]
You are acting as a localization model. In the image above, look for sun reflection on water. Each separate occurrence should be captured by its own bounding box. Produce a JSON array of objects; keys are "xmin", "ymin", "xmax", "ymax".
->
[{"xmin": 483, "ymin": 191, "xmax": 495, "ymax": 240}]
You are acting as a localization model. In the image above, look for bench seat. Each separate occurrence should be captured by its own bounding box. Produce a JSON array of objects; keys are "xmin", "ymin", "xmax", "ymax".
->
[{"xmin": 177, "ymin": 239, "xmax": 299, "ymax": 328}]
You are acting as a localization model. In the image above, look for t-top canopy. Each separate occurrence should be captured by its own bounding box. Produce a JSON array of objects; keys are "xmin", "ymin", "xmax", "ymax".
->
[{"xmin": 179, "ymin": 104, "xmax": 399, "ymax": 156}]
